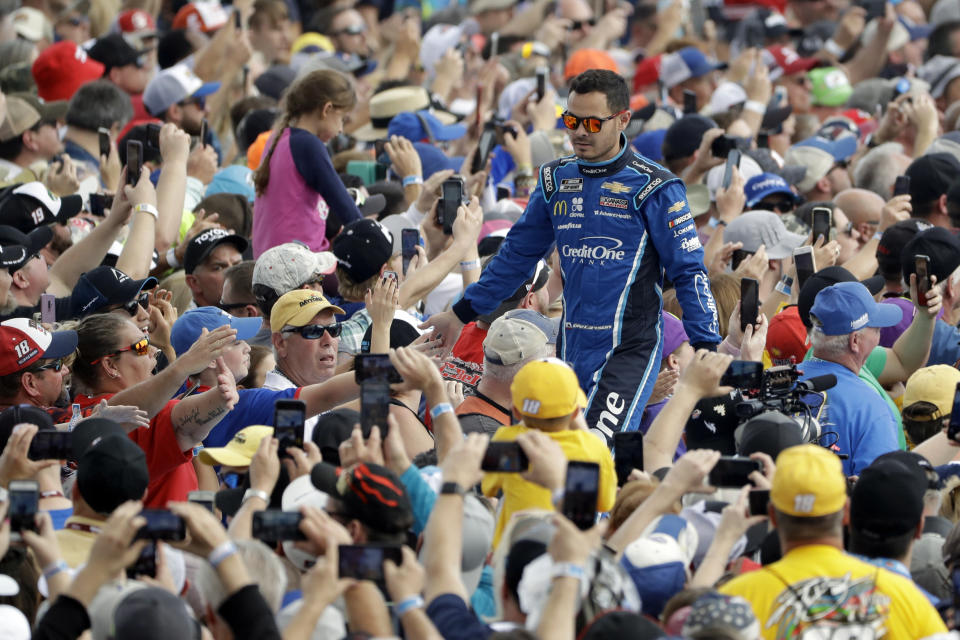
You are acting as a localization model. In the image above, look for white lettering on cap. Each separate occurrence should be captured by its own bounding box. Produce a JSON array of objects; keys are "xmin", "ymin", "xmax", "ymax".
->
[{"xmin": 849, "ymin": 312, "xmax": 868, "ymax": 330}]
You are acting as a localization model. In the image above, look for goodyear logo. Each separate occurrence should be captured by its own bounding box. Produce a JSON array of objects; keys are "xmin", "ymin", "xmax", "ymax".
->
[
  {"xmin": 553, "ymin": 200, "xmax": 567, "ymax": 216},
  {"xmin": 601, "ymin": 181, "xmax": 631, "ymax": 194},
  {"xmin": 667, "ymin": 201, "xmax": 686, "ymax": 214}
]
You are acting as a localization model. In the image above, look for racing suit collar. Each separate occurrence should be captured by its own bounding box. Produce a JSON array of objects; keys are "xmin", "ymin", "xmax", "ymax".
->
[{"xmin": 575, "ymin": 133, "xmax": 630, "ymax": 177}]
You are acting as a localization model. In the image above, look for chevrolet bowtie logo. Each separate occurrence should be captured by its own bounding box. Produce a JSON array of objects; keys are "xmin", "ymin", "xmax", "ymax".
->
[
  {"xmin": 601, "ymin": 181, "xmax": 631, "ymax": 194},
  {"xmin": 667, "ymin": 201, "xmax": 686, "ymax": 214}
]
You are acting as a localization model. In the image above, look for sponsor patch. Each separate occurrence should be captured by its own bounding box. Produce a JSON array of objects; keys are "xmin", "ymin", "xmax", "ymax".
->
[
  {"xmin": 561, "ymin": 236, "xmax": 627, "ymax": 262},
  {"xmin": 593, "ymin": 210, "xmax": 631, "ymax": 220},
  {"xmin": 557, "ymin": 222, "xmax": 582, "ymax": 230},
  {"xmin": 542, "ymin": 166, "xmax": 554, "ymax": 193},
  {"xmin": 598, "ymin": 196, "xmax": 628, "ymax": 209},
  {"xmin": 668, "ymin": 212, "xmax": 692, "ymax": 228},
  {"xmin": 672, "ymin": 223, "xmax": 694, "ymax": 237},
  {"xmin": 680, "ymin": 236, "xmax": 702, "ymax": 252},
  {"xmin": 553, "ymin": 200, "xmax": 567, "ymax": 216},
  {"xmin": 559, "ymin": 178, "xmax": 583, "ymax": 192},
  {"xmin": 667, "ymin": 200, "xmax": 686, "ymax": 214},
  {"xmin": 601, "ymin": 181, "xmax": 631, "ymax": 194}
]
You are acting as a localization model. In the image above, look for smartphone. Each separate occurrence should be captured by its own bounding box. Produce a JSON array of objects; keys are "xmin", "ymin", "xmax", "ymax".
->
[
  {"xmin": 740, "ymin": 278, "xmax": 759, "ymax": 333},
  {"xmin": 338, "ymin": 543, "xmax": 403, "ymax": 586},
  {"xmin": 711, "ymin": 135, "xmax": 734, "ymax": 160},
  {"xmin": 136, "ymin": 509, "xmax": 186, "ymax": 541},
  {"xmin": 476, "ymin": 86, "xmax": 483, "ymax": 130},
  {"xmin": 127, "ymin": 541, "xmax": 157, "ymax": 578},
  {"xmin": 145, "ymin": 123, "xmax": 162, "ymax": 150},
  {"xmin": 947, "ymin": 383, "xmax": 960, "ymax": 443},
  {"xmin": 234, "ymin": 8, "xmax": 242, "ymax": 29},
  {"xmin": 489, "ymin": 32, "xmax": 499, "ymax": 58},
  {"xmin": 481, "ymin": 442, "xmax": 529, "ymax": 472},
  {"xmin": 613, "ymin": 431, "xmax": 644, "ymax": 486},
  {"xmin": 720, "ymin": 360, "xmax": 763, "ymax": 390},
  {"xmin": 89, "ymin": 193, "xmax": 113, "ymax": 216},
  {"xmin": 8, "ymin": 480, "xmax": 38, "ymax": 535},
  {"xmin": 273, "ymin": 399, "xmax": 306, "ymax": 455},
  {"xmin": 561, "ymin": 461, "xmax": 600, "ymax": 530},
  {"xmin": 707, "ymin": 457, "xmax": 763, "ymax": 487},
  {"xmin": 473, "ymin": 123, "xmax": 497, "ymax": 174},
  {"xmin": 731, "ymin": 249, "xmax": 752, "ymax": 271},
  {"xmin": 749, "ymin": 489, "xmax": 770, "ymax": 516},
  {"xmin": 374, "ymin": 138, "xmax": 389, "ymax": 164},
  {"xmin": 360, "ymin": 380, "xmax": 391, "ymax": 434},
  {"xmin": 126, "ymin": 140, "xmax": 142, "ymax": 186},
  {"xmin": 894, "ymin": 175, "xmax": 910, "ymax": 196},
  {"xmin": 188, "ymin": 490, "xmax": 216, "ymax": 513},
  {"xmin": 439, "ymin": 177, "xmax": 465, "ymax": 235},
  {"xmin": 916, "ymin": 254, "xmax": 931, "ymax": 307},
  {"xmin": 98, "ymin": 127, "xmax": 111, "ymax": 158},
  {"xmin": 863, "ymin": 0, "xmax": 884, "ymax": 21},
  {"xmin": 242, "ymin": 65, "xmax": 250, "ymax": 94},
  {"xmin": 382, "ymin": 271, "xmax": 398, "ymax": 283},
  {"xmin": 251, "ymin": 510, "xmax": 307, "ymax": 542},
  {"xmin": 496, "ymin": 185, "xmax": 511, "ymax": 201},
  {"xmin": 793, "ymin": 246, "xmax": 816, "ymax": 292},
  {"xmin": 354, "ymin": 354, "xmax": 403, "ymax": 383},
  {"xmin": 811, "ymin": 206, "xmax": 832, "ymax": 244},
  {"xmin": 402, "ymin": 228, "xmax": 420, "ymax": 276},
  {"xmin": 722, "ymin": 149, "xmax": 741, "ymax": 190},
  {"xmin": 536, "ymin": 66, "xmax": 548, "ymax": 101},
  {"xmin": 40, "ymin": 293, "xmax": 55, "ymax": 324},
  {"xmin": 27, "ymin": 430, "xmax": 72, "ymax": 460},
  {"xmin": 683, "ymin": 89, "xmax": 698, "ymax": 115}
]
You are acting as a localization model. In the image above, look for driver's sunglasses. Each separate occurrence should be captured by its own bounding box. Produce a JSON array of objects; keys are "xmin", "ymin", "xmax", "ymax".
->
[
  {"xmin": 282, "ymin": 324, "xmax": 343, "ymax": 339},
  {"xmin": 32, "ymin": 358, "xmax": 63, "ymax": 373},
  {"xmin": 561, "ymin": 110, "xmax": 626, "ymax": 133},
  {"xmin": 89, "ymin": 337, "xmax": 150, "ymax": 364},
  {"xmin": 121, "ymin": 292, "xmax": 150, "ymax": 316}
]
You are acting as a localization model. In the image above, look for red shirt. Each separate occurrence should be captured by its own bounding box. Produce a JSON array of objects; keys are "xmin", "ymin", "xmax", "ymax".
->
[
  {"xmin": 441, "ymin": 322, "xmax": 485, "ymax": 391},
  {"xmin": 72, "ymin": 393, "xmax": 196, "ymax": 508}
]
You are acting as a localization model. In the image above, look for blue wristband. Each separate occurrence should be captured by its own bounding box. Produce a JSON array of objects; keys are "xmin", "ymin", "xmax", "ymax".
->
[
  {"xmin": 402, "ymin": 175, "xmax": 423, "ymax": 187},
  {"xmin": 430, "ymin": 403, "xmax": 453, "ymax": 420},
  {"xmin": 43, "ymin": 560, "xmax": 70, "ymax": 580},
  {"xmin": 395, "ymin": 595, "xmax": 424, "ymax": 616}
]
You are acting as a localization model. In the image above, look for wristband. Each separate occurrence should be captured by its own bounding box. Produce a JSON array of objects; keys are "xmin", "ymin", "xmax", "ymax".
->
[
  {"xmin": 208, "ymin": 541, "xmax": 238, "ymax": 568},
  {"xmin": 550, "ymin": 562, "xmax": 586, "ymax": 581},
  {"xmin": 0, "ymin": 486, "xmax": 7, "ymax": 503},
  {"xmin": 402, "ymin": 175, "xmax": 423, "ymax": 187},
  {"xmin": 744, "ymin": 100, "xmax": 766, "ymax": 115},
  {"xmin": 824, "ymin": 38, "xmax": 845, "ymax": 57},
  {"xmin": 242, "ymin": 488, "xmax": 269, "ymax": 505},
  {"xmin": 43, "ymin": 560, "xmax": 70, "ymax": 580},
  {"xmin": 515, "ymin": 163, "xmax": 534, "ymax": 178},
  {"xmin": 395, "ymin": 595, "xmax": 425, "ymax": 616},
  {"xmin": 133, "ymin": 203, "xmax": 159, "ymax": 220},
  {"xmin": 460, "ymin": 259, "xmax": 480, "ymax": 271},
  {"xmin": 165, "ymin": 247, "xmax": 180, "ymax": 269},
  {"xmin": 430, "ymin": 403, "xmax": 454, "ymax": 420},
  {"xmin": 551, "ymin": 488, "xmax": 564, "ymax": 506}
]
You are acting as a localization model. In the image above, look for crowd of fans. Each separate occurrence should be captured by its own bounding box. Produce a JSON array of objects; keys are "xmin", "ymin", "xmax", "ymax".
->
[{"xmin": 4, "ymin": 0, "xmax": 960, "ymax": 637}]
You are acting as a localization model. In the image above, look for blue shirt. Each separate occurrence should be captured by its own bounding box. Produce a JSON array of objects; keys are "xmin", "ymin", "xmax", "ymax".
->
[
  {"xmin": 927, "ymin": 319, "xmax": 960, "ymax": 366},
  {"xmin": 47, "ymin": 507, "xmax": 73, "ymax": 530},
  {"xmin": 800, "ymin": 357, "xmax": 900, "ymax": 476},
  {"xmin": 202, "ymin": 387, "xmax": 299, "ymax": 448}
]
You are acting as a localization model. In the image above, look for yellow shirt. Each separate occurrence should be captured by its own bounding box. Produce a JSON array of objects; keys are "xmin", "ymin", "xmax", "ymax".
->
[
  {"xmin": 719, "ymin": 544, "xmax": 947, "ymax": 640},
  {"xmin": 55, "ymin": 515, "xmax": 105, "ymax": 568},
  {"xmin": 481, "ymin": 424, "xmax": 617, "ymax": 548}
]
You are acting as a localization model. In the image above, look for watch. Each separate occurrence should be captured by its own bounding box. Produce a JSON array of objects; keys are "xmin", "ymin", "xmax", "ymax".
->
[
  {"xmin": 242, "ymin": 488, "xmax": 269, "ymax": 504},
  {"xmin": 440, "ymin": 482, "xmax": 466, "ymax": 496}
]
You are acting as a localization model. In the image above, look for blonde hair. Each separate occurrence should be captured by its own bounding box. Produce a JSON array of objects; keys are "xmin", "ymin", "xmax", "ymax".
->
[{"xmin": 710, "ymin": 274, "xmax": 741, "ymax": 338}]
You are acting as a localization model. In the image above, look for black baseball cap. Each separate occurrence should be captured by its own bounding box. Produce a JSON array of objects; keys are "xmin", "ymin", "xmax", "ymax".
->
[
  {"xmin": 70, "ymin": 266, "xmax": 158, "ymax": 318},
  {"xmin": 906, "ymin": 153, "xmax": 960, "ymax": 207},
  {"xmin": 71, "ymin": 416, "xmax": 126, "ymax": 461},
  {"xmin": 332, "ymin": 219, "xmax": 393, "ymax": 283},
  {"xmin": 901, "ymin": 226, "xmax": 960, "ymax": 285},
  {"xmin": 662, "ymin": 114, "xmax": 717, "ymax": 162},
  {"xmin": 183, "ymin": 228, "xmax": 248, "ymax": 274},
  {"xmin": 797, "ymin": 266, "xmax": 884, "ymax": 328},
  {"xmin": 311, "ymin": 461, "xmax": 413, "ymax": 534},
  {"xmin": 0, "ymin": 404, "xmax": 54, "ymax": 452},
  {"xmin": 76, "ymin": 434, "xmax": 149, "ymax": 515},
  {"xmin": 0, "ymin": 224, "xmax": 52, "ymax": 271},
  {"xmin": 309, "ymin": 408, "xmax": 363, "ymax": 466},
  {"xmin": 735, "ymin": 410, "xmax": 805, "ymax": 459},
  {"xmin": 850, "ymin": 458, "xmax": 925, "ymax": 539},
  {"xmin": 877, "ymin": 219, "xmax": 931, "ymax": 279},
  {"xmin": 87, "ymin": 33, "xmax": 147, "ymax": 71},
  {"xmin": 253, "ymin": 65, "xmax": 296, "ymax": 101},
  {"xmin": 0, "ymin": 182, "xmax": 82, "ymax": 233}
]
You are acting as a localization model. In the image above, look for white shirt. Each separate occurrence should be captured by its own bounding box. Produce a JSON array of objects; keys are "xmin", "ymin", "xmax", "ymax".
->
[{"xmin": 262, "ymin": 369, "xmax": 320, "ymax": 443}]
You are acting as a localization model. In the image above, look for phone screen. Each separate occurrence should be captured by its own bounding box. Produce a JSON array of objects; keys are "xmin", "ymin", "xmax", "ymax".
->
[
  {"xmin": 749, "ymin": 489, "xmax": 770, "ymax": 516},
  {"xmin": 894, "ymin": 175, "xmax": 911, "ymax": 196},
  {"xmin": 199, "ymin": 119, "xmax": 208, "ymax": 146},
  {"xmin": 916, "ymin": 254, "xmax": 930, "ymax": 307},
  {"xmin": 274, "ymin": 399, "xmax": 306, "ymax": 454},
  {"xmin": 473, "ymin": 126, "xmax": 497, "ymax": 174},
  {"xmin": 740, "ymin": 278, "xmax": 759, "ymax": 333},
  {"xmin": 136, "ymin": 509, "xmax": 186, "ymax": 541},
  {"xmin": 402, "ymin": 229, "xmax": 419, "ymax": 276},
  {"xmin": 355, "ymin": 354, "xmax": 403, "ymax": 384},
  {"xmin": 708, "ymin": 457, "xmax": 762, "ymax": 487},
  {"xmin": 28, "ymin": 431, "xmax": 73, "ymax": 460},
  {"xmin": 481, "ymin": 442, "xmax": 529, "ymax": 472},
  {"xmin": 562, "ymin": 461, "xmax": 600, "ymax": 530},
  {"xmin": 683, "ymin": 90, "xmax": 697, "ymax": 115},
  {"xmin": 440, "ymin": 178, "xmax": 464, "ymax": 235},
  {"xmin": 338, "ymin": 544, "xmax": 403, "ymax": 586},
  {"xmin": 731, "ymin": 249, "xmax": 752, "ymax": 271},
  {"xmin": 252, "ymin": 510, "xmax": 306, "ymax": 542},
  {"xmin": 811, "ymin": 207, "xmax": 832, "ymax": 244},
  {"xmin": 794, "ymin": 248, "xmax": 815, "ymax": 292},
  {"xmin": 536, "ymin": 67, "xmax": 547, "ymax": 101},
  {"xmin": 613, "ymin": 432, "xmax": 644, "ymax": 486},
  {"xmin": 720, "ymin": 360, "xmax": 763, "ymax": 391},
  {"xmin": 360, "ymin": 380, "xmax": 391, "ymax": 434},
  {"xmin": 9, "ymin": 480, "xmax": 38, "ymax": 533},
  {"xmin": 126, "ymin": 140, "xmax": 142, "ymax": 186},
  {"xmin": 711, "ymin": 135, "xmax": 732, "ymax": 159},
  {"xmin": 146, "ymin": 123, "xmax": 162, "ymax": 149},
  {"xmin": 98, "ymin": 127, "xmax": 111, "ymax": 158},
  {"xmin": 127, "ymin": 541, "xmax": 157, "ymax": 578},
  {"xmin": 188, "ymin": 491, "xmax": 216, "ymax": 513},
  {"xmin": 722, "ymin": 149, "xmax": 741, "ymax": 189}
]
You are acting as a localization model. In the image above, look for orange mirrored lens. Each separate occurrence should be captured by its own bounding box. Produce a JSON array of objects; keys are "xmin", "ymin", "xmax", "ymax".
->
[
  {"xmin": 562, "ymin": 114, "xmax": 578, "ymax": 130},
  {"xmin": 132, "ymin": 338, "xmax": 150, "ymax": 356}
]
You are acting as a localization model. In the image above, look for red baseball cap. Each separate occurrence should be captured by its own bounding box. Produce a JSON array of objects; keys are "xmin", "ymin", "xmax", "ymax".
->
[
  {"xmin": 0, "ymin": 318, "xmax": 78, "ymax": 376},
  {"xmin": 31, "ymin": 41, "xmax": 105, "ymax": 102},
  {"xmin": 633, "ymin": 53, "xmax": 663, "ymax": 92},
  {"xmin": 764, "ymin": 46, "xmax": 819, "ymax": 78},
  {"xmin": 765, "ymin": 305, "xmax": 808, "ymax": 366},
  {"xmin": 172, "ymin": 2, "xmax": 228, "ymax": 32},
  {"xmin": 115, "ymin": 9, "xmax": 157, "ymax": 35},
  {"xmin": 564, "ymin": 48, "xmax": 618, "ymax": 82}
]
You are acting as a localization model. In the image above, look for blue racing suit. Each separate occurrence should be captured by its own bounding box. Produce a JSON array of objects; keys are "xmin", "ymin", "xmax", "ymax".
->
[{"xmin": 451, "ymin": 134, "xmax": 721, "ymax": 443}]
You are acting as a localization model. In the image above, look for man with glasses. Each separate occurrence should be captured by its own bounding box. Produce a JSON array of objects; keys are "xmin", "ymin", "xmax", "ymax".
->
[
  {"xmin": 423, "ymin": 69, "xmax": 721, "ymax": 444},
  {"xmin": 68, "ymin": 266, "xmax": 157, "ymax": 330},
  {"xmin": 0, "ymin": 317, "xmax": 77, "ymax": 410},
  {"xmin": 766, "ymin": 46, "xmax": 819, "ymax": 115},
  {"xmin": 322, "ymin": 7, "xmax": 372, "ymax": 58}
]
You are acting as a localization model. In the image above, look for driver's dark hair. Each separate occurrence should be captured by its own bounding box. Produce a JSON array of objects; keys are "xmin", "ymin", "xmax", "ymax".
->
[{"xmin": 568, "ymin": 69, "xmax": 629, "ymax": 114}]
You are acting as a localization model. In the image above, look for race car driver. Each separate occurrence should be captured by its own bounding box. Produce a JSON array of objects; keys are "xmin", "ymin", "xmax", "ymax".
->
[{"xmin": 422, "ymin": 69, "xmax": 721, "ymax": 443}]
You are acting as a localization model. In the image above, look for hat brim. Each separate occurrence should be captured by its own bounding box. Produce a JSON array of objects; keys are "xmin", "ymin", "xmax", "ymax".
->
[
  {"xmin": 44, "ymin": 329, "xmax": 78, "ymax": 359},
  {"xmin": 352, "ymin": 124, "xmax": 387, "ymax": 142},
  {"xmin": 228, "ymin": 315, "xmax": 263, "ymax": 342},
  {"xmin": 867, "ymin": 302, "xmax": 903, "ymax": 329},
  {"xmin": 25, "ymin": 225, "xmax": 53, "ymax": 256},
  {"xmin": 36, "ymin": 100, "xmax": 68, "ymax": 122},
  {"xmin": 310, "ymin": 461, "xmax": 340, "ymax": 494},
  {"xmin": 0, "ymin": 245, "xmax": 28, "ymax": 271},
  {"xmin": 56, "ymin": 194, "xmax": 83, "ymax": 223},
  {"xmin": 192, "ymin": 81, "xmax": 221, "ymax": 98},
  {"xmin": 198, "ymin": 447, "xmax": 254, "ymax": 467},
  {"xmin": 432, "ymin": 122, "xmax": 467, "ymax": 141},
  {"xmin": 766, "ymin": 229, "xmax": 808, "ymax": 260},
  {"xmin": 359, "ymin": 193, "xmax": 387, "ymax": 216},
  {"xmin": 861, "ymin": 274, "xmax": 884, "ymax": 296}
]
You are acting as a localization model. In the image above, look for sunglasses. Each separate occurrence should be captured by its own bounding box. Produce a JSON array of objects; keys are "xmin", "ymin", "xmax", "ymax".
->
[
  {"xmin": 218, "ymin": 300, "xmax": 255, "ymax": 312},
  {"xmin": 180, "ymin": 96, "xmax": 206, "ymax": 109},
  {"xmin": 561, "ymin": 110, "xmax": 626, "ymax": 133},
  {"xmin": 282, "ymin": 324, "xmax": 342, "ymax": 339},
  {"xmin": 760, "ymin": 199, "xmax": 795, "ymax": 213},
  {"xmin": 32, "ymin": 358, "xmax": 63, "ymax": 373},
  {"xmin": 569, "ymin": 18, "xmax": 596, "ymax": 30},
  {"xmin": 90, "ymin": 337, "xmax": 151, "ymax": 364},
  {"xmin": 121, "ymin": 292, "xmax": 150, "ymax": 317},
  {"xmin": 334, "ymin": 24, "xmax": 366, "ymax": 35}
]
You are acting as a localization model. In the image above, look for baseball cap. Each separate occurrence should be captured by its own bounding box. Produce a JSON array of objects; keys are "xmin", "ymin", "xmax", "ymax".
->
[
  {"xmin": 511, "ymin": 358, "xmax": 584, "ymax": 419},
  {"xmin": 918, "ymin": 55, "xmax": 960, "ymax": 99},
  {"xmin": 0, "ymin": 318, "xmax": 77, "ymax": 376},
  {"xmin": 683, "ymin": 592, "xmax": 760, "ymax": 640},
  {"xmin": 69, "ymin": 266, "xmax": 158, "ymax": 318},
  {"xmin": 143, "ymin": 64, "xmax": 221, "ymax": 117},
  {"xmin": 77, "ymin": 434, "xmax": 149, "ymax": 514},
  {"xmin": 417, "ymin": 24, "xmax": 463, "ymax": 77},
  {"xmin": 906, "ymin": 153, "xmax": 960, "ymax": 207},
  {"xmin": 580, "ymin": 610, "xmax": 665, "ymax": 640},
  {"xmin": 415, "ymin": 141, "xmax": 463, "ymax": 179},
  {"xmin": 621, "ymin": 514, "xmax": 698, "ymax": 617},
  {"xmin": 253, "ymin": 242, "xmax": 337, "ymax": 304},
  {"xmin": 483, "ymin": 315, "xmax": 550, "ymax": 366},
  {"xmin": 901, "ymin": 226, "xmax": 960, "ymax": 285},
  {"xmin": 0, "ymin": 97, "xmax": 41, "ymax": 143},
  {"xmin": 744, "ymin": 173, "xmax": 797, "ymax": 208},
  {"xmin": 797, "ymin": 265, "xmax": 884, "ymax": 328},
  {"xmin": 723, "ymin": 210, "xmax": 806, "ymax": 260},
  {"xmin": 476, "ymin": 260, "xmax": 551, "ymax": 324},
  {"xmin": 847, "ymin": 77, "xmax": 929, "ymax": 113},
  {"xmin": 10, "ymin": 92, "xmax": 69, "ymax": 124},
  {"xmin": 660, "ymin": 47, "xmax": 726, "ymax": 89},
  {"xmin": 183, "ymin": 228, "xmax": 247, "ymax": 275},
  {"xmin": 706, "ymin": 81, "xmax": 746, "ymax": 116},
  {"xmin": 0, "ymin": 182, "xmax": 82, "ymax": 232},
  {"xmin": 172, "ymin": 1, "xmax": 228, "ymax": 32},
  {"xmin": 11, "ymin": 7, "xmax": 53, "ymax": 42},
  {"xmin": 706, "ymin": 154, "xmax": 763, "ymax": 202},
  {"xmin": 809, "ymin": 281, "xmax": 901, "ymax": 335},
  {"xmin": 564, "ymin": 48, "xmax": 618, "ymax": 82},
  {"xmin": 632, "ymin": 129, "xmax": 667, "ymax": 162},
  {"xmin": 253, "ymin": 65, "xmax": 295, "ymax": 102},
  {"xmin": 771, "ymin": 444, "xmax": 846, "ymax": 516},
  {"xmin": 766, "ymin": 305, "xmax": 809, "ymax": 365},
  {"xmin": 764, "ymin": 45, "xmax": 819, "ymax": 78},
  {"xmin": 310, "ymin": 408, "xmax": 362, "ymax": 465},
  {"xmin": 31, "ymin": 41, "xmax": 105, "ymax": 102},
  {"xmin": 851, "ymin": 458, "xmax": 926, "ymax": 539},
  {"xmin": 783, "ymin": 144, "xmax": 834, "ymax": 193},
  {"xmin": 170, "ymin": 306, "xmax": 262, "ymax": 356},
  {"xmin": 904, "ymin": 365, "xmax": 960, "ymax": 420},
  {"xmin": 735, "ymin": 411, "xmax": 805, "ymax": 459},
  {"xmin": 113, "ymin": 9, "xmax": 158, "ymax": 39},
  {"xmin": 662, "ymin": 115, "xmax": 718, "ymax": 162},
  {"xmin": 270, "ymin": 289, "xmax": 345, "ymax": 333},
  {"xmin": 662, "ymin": 311, "xmax": 689, "ymax": 357},
  {"xmin": 793, "ymin": 135, "xmax": 857, "ymax": 163},
  {"xmin": 924, "ymin": 131, "xmax": 960, "ymax": 165},
  {"xmin": 310, "ymin": 461, "xmax": 414, "ymax": 534},
  {"xmin": 205, "ymin": 165, "xmax": 256, "ymax": 203},
  {"xmin": 199, "ymin": 425, "xmax": 273, "ymax": 466},
  {"xmin": 388, "ymin": 110, "xmax": 466, "ymax": 143},
  {"xmin": 71, "ymin": 417, "xmax": 126, "ymax": 461},
  {"xmin": 877, "ymin": 219, "xmax": 931, "ymax": 278},
  {"xmin": 112, "ymin": 586, "xmax": 200, "ymax": 640},
  {"xmin": 0, "ymin": 404, "xmax": 55, "ymax": 453},
  {"xmin": 809, "ymin": 67, "xmax": 852, "ymax": 107},
  {"xmin": 332, "ymin": 219, "xmax": 394, "ymax": 283},
  {"xmin": 0, "ymin": 225, "xmax": 51, "ymax": 271},
  {"xmin": 87, "ymin": 34, "xmax": 148, "ymax": 72}
]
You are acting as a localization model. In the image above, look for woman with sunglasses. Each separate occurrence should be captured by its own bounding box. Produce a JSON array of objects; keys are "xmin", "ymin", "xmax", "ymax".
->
[
  {"xmin": 70, "ymin": 313, "xmax": 240, "ymax": 506},
  {"xmin": 252, "ymin": 69, "xmax": 364, "ymax": 258}
]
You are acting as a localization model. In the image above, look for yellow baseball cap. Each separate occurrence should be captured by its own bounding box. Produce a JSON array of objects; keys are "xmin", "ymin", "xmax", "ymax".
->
[
  {"xmin": 903, "ymin": 365, "xmax": 960, "ymax": 419},
  {"xmin": 771, "ymin": 445, "xmax": 846, "ymax": 517},
  {"xmin": 511, "ymin": 358, "xmax": 586, "ymax": 419},
  {"xmin": 291, "ymin": 32, "xmax": 333, "ymax": 55},
  {"xmin": 198, "ymin": 426, "xmax": 273, "ymax": 467},
  {"xmin": 270, "ymin": 289, "xmax": 345, "ymax": 333}
]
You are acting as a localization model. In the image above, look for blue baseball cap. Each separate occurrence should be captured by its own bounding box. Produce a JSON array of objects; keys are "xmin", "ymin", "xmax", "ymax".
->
[
  {"xmin": 415, "ymin": 142, "xmax": 463, "ymax": 179},
  {"xmin": 809, "ymin": 281, "xmax": 902, "ymax": 336},
  {"xmin": 632, "ymin": 129, "xmax": 666, "ymax": 162},
  {"xmin": 388, "ymin": 110, "xmax": 466, "ymax": 143},
  {"xmin": 744, "ymin": 172, "xmax": 796, "ymax": 208},
  {"xmin": 794, "ymin": 135, "xmax": 857, "ymax": 163},
  {"xmin": 170, "ymin": 307, "xmax": 262, "ymax": 356},
  {"xmin": 661, "ymin": 46, "xmax": 727, "ymax": 88},
  {"xmin": 205, "ymin": 165, "xmax": 255, "ymax": 203}
]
